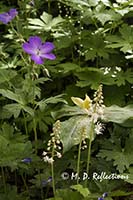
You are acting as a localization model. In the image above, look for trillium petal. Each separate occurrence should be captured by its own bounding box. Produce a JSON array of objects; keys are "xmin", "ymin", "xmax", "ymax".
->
[
  {"xmin": 22, "ymin": 42, "xmax": 36, "ymax": 54},
  {"xmin": 41, "ymin": 53, "xmax": 56, "ymax": 60},
  {"xmin": 41, "ymin": 42, "xmax": 55, "ymax": 53},
  {"xmin": 83, "ymin": 94, "xmax": 92, "ymax": 109},
  {"xmin": 29, "ymin": 36, "xmax": 42, "ymax": 49},
  {"xmin": 71, "ymin": 97, "xmax": 84, "ymax": 108},
  {"xmin": 31, "ymin": 54, "xmax": 44, "ymax": 64}
]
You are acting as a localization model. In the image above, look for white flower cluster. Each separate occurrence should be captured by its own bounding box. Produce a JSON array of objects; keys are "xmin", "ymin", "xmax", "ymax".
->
[
  {"xmin": 42, "ymin": 120, "xmax": 62, "ymax": 164},
  {"xmin": 87, "ymin": 85, "xmax": 105, "ymax": 123},
  {"xmin": 94, "ymin": 122, "xmax": 104, "ymax": 135},
  {"xmin": 86, "ymin": 85, "xmax": 105, "ymax": 135},
  {"xmin": 81, "ymin": 126, "xmax": 88, "ymax": 150}
]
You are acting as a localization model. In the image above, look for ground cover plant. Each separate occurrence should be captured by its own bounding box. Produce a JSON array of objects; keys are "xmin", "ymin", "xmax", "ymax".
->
[{"xmin": 0, "ymin": 0, "xmax": 133, "ymax": 199}]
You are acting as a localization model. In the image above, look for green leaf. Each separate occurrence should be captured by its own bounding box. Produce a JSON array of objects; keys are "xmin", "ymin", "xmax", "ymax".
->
[
  {"xmin": 70, "ymin": 184, "xmax": 90, "ymax": 197},
  {"xmin": 0, "ymin": 89, "xmax": 25, "ymax": 105},
  {"xmin": 88, "ymin": 0, "xmax": 99, "ymax": 6},
  {"xmin": 98, "ymin": 131, "xmax": 133, "ymax": 173},
  {"xmin": 51, "ymin": 105, "xmax": 86, "ymax": 119},
  {"xmin": 28, "ymin": 11, "xmax": 64, "ymax": 32},
  {"xmin": 94, "ymin": 8, "xmax": 121, "ymax": 25},
  {"xmin": 75, "ymin": 69, "xmax": 103, "ymax": 89},
  {"xmin": 56, "ymin": 189, "xmax": 82, "ymax": 200},
  {"xmin": 37, "ymin": 94, "xmax": 67, "ymax": 111},
  {"xmin": 104, "ymin": 105, "xmax": 133, "ymax": 126},
  {"xmin": 0, "ymin": 69, "xmax": 17, "ymax": 83},
  {"xmin": 0, "ymin": 123, "xmax": 33, "ymax": 169},
  {"xmin": 40, "ymin": 11, "xmax": 53, "ymax": 24},
  {"xmin": 22, "ymin": 105, "xmax": 34, "ymax": 116},
  {"xmin": 98, "ymin": 149, "xmax": 131, "ymax": 173},
  {"xmin": 83, "ymin": 33, "xmax": 110, "ymax": 60},
  {"xmin": 123, "ymin": 167, "xmax": 133, "ymax": 184},
  {"xmin": 106, "ymin": 24, "xmax": 133, "ymax": 54},
  {"xmin": 3, "ymin": 103, "xmax": 21, "ymax": 118},
  {"xmin": 46, "ymin": 198, "xmax": 62, "ymax": 200},
  {"xmin": 111, "ymin": 190, "xmax": 133, "ymax": 197},
  {"xmin": 56, "ymin": 63, "xmax": 80, "ymax": 74},
  {"xmin": 60, "ymin": 115, "xmax": 92, "ymax": 153}
]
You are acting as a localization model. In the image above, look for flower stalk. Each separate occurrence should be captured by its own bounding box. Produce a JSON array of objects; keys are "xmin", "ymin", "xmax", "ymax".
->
[{"xmin": 42, "ymin": 120, "xmax": 62, "ymax": 197}]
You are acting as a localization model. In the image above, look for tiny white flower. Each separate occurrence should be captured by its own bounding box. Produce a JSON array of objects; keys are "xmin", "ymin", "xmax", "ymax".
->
[
  {"xmin": 56, "ymin": 140, "xmax": 60, "ymax": 144},
  {"xmin": 57, "ymin": 152, "xmax": 62, "ymax": 158},
  {"xmin": 42, "ymin": 151, "xmax": 47, "ymax": 156},
  {"xmin": 58, "ymin": 146, "xmax": 62, "ymax": 150},
  {"xmin": 95, "ymin": 122, "xmax": 104, "ymax": 135},
  {"xmin": 47, "ymin": 147, "xmax": 51, "ymax": 151},
  {"xmin": 48, "ymin": 158, "xmax": 54, "ymax": 164},
  {"xmin": 111, "ymin": 74, "xmax": 116, "ymax": 78},
  {"xmin": 43, "ymin": 156, "xmax": 49, "ymax": 162}
]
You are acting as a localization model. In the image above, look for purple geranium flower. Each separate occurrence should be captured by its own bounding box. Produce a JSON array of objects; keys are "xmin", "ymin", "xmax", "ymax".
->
[
  {"xmin": 21, "ymin": 158, "xmax": 32, "ymax": 163},
  {"xmin": 22, "ymin": 36, "xmax": 56, "ymax": 64},
  {"xmin": 0, "ymin": 8, "xmax": 18, "ymax": 24},
  {"xmin": 102, "ymin": 192, "xmax": 108, "ymax": 198},
  {"xmin": 42, "ymin": 177, "xmax": 52, "ymax": 186}
]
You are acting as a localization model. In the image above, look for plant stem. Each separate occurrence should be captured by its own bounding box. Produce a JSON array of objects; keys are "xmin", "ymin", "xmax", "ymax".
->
[
  {"xmin": 38, "ymin": 169, "xmax": 44, "ymax": 200},
  {"xmin": 1, "ymin": 167, "xmax": 7, "ymax": 194},
  {"xmin": 10, "ymin": 21, "xmax": 24, "ymax": 42},
  {"xmin": 48, "ymin": 0, "xmax": 51, "ymax": 13},
  {"xmin": 33, "ymin": 118, "xmax": 38, "ymax": 155},
  {"xmin": 21, "ymin": 173, "xmax": 30, "ymax": 197},
  {"xmin": 22, "ymin": 110, "xmax": 28, "ymax": 136},
  {"xmin": 51, "ymin": 146, "xmax": 56, "ymax": 197},
  {"xmin": 77, "ymin": 138, "xmax": 82, "ymax": 184},
  {"xmin": 85, "ymin": 121, "xmax": 94, "ymax": 187}
]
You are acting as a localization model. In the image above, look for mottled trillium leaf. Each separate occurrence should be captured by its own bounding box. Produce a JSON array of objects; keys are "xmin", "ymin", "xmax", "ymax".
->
[
  {"xmin": 51, "ymin": 105, "xmax": 87, "ymax": 119},
  {"xmin": 103, "ymin": 105, "xmax": 133, "ymax": 127},
  {"xmin": 60, "ymin": 116, "xmax": 92, "ymax": 153}
]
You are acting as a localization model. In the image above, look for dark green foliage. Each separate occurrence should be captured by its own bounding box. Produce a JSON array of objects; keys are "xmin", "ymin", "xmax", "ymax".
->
[{"xmin": 0, "ymin": 0, "xmax": 133, "ymax": 199}]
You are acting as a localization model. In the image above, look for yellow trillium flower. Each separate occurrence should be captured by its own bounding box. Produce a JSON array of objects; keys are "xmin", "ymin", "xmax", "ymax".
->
[{"xmin": 71, "ymin": 94, "xmax": 92, "ymax": 110}]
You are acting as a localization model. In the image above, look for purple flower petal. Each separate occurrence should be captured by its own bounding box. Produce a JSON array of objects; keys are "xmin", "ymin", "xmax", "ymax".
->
[
  {"xmin": 29, "ymin": 36, "xmax": 42, "ymax": 49},
  {"xmin": 41, "ymin": 42, "xmax": 55, "ymax": 53},
  {"xmin": 22, "ymin": 36, "xmax": 56, "ymax": 64},
  {"xmin": 31, "ymin": 54, "xmax": 44, "ymax": 64},
  {"xmin": 41, "ymin": 53, "xmax": 56, "ymax": 60},
  {"xmin": 21, "ymin": 158, "xmax": 32, "ymax": 163},
  {"xmin": 22, "ymin": 42, "xmax": 36, "ymax": 54},
  {"xmin": 102, "ymin": 193, "xmax": 108, "ymax": 198},
  {"xmin": 0, "ymin": 8, "xmax": 18, "ymax": 24},
  {"xmin": 9, "ymin": 9, "xmax": 18, "ymax": 18},
  {"xmin": 0, "ymin": 13, "xmax": 11, "ymax": 24}
]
